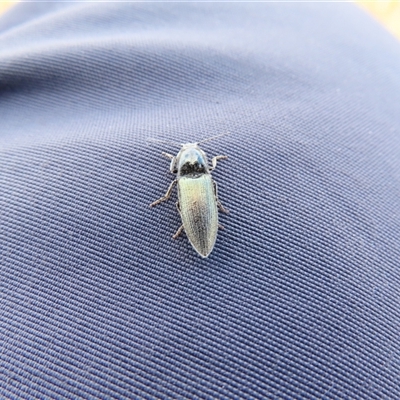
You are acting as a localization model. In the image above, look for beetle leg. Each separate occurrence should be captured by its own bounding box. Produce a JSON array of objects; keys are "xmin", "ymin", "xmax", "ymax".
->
[
  {"xmin": 149, "ymin": 179, "xmax": 177, "ymax": 207},
  {"xmin": 162, "ymin": 153, "xmax": 177, "ymax": 174},
  {"xmin": 170, "ymin": 158, "xmax": 177, "ymax": 173},
  {"xmin": 213, "ymin": 180, "xmax": 229, "ymax": 213},
  {"xmin": 209, "ymin": 155, "xmax": 228, "ymax": 171},
  {"xmin": 161, "ymin": 152, "xmax": 177, "ymax": 173},
  {"xmin": 217, "ymin": 201, "xmax": 229, "ymax": 213},
  {"xmin": 172, "ymin": 204, "xmax": 184, "ymax": 238},
  {"xmin": 162, "ymin": 152, "xmax": 174, "ymax": 159},
  {"xmin": 172, "ymin": 224, "xmax": 184, "ymax": 239}
]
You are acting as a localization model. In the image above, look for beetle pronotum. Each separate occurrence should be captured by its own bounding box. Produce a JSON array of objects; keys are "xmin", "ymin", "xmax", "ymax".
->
[{"xmin": 149, "ymin": 134, "xmax": 229, "ymax": 258}]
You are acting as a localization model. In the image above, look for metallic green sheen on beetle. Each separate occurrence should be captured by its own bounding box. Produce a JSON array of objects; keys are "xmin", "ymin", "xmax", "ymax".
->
[{"xmin": 150, "ymin": 139, "xmax": 228, "ymax": 258}]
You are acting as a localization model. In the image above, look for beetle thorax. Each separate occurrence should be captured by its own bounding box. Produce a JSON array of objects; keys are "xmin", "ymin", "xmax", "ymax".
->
[{"xmin": 177, "ymin": 144, "xmax": 209, "ymax": 178}]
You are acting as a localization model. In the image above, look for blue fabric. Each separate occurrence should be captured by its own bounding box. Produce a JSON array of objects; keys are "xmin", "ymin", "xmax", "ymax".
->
[{"xmin": 1, "ymin": 2, "xmax": 400, "ymax": 398}]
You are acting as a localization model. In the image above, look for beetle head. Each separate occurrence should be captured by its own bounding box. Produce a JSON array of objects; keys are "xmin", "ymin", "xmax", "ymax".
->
[{"xmin": 176, "ymin": 143, "xmax": 209, "ymax": 177}]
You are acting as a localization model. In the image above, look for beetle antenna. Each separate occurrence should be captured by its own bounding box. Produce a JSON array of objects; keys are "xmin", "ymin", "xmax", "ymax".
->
[
  {"xmin": 147, "ymin": 138, "xmax": 182, "ymax": 147},
  {"xmin": 198, "ymin": 132, "xmax": 230, "ymax": 145}
]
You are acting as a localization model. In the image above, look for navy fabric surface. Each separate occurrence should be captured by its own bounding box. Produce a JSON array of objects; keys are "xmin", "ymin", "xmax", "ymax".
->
[{"xmin": 1, "ymin": 2, "xmax": 400, "ymax": 399}]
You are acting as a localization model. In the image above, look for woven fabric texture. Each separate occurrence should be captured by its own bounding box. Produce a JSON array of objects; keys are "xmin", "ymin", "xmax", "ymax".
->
[{"xmin": 1, "ymin": 3, "xmax": 400, "ymax": 399}]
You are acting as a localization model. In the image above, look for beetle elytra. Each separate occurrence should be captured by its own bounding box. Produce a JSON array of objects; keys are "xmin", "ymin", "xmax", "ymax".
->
[{"xmin": 149, "ymin": 134, "xmax": 228, "ymax": 258}]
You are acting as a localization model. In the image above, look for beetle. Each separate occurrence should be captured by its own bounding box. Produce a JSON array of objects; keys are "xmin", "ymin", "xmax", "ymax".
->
[{"xmin": 149, "ymin": 134, "xmax": 229, "ymax": 258}]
